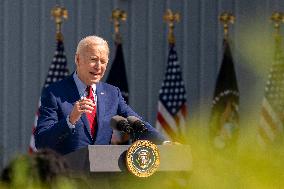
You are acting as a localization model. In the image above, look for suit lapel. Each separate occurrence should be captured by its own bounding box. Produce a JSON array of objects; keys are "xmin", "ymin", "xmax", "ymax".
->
[
  {"xmin": 66, "ymin": 75, "xmax": 80, "ymax": 104},
  {"xmin": 81, "ymin": 114, "xmax": 92, "ymax": 138},
  {"xmin": 68, "ymin": 75, "xmax": 93, "ymax": 139}
]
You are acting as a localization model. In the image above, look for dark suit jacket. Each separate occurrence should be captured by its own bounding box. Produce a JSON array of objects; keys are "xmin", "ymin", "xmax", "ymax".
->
[{"xmin": 35, "ymin": 75, "xmax": 165, "ymax": 155}]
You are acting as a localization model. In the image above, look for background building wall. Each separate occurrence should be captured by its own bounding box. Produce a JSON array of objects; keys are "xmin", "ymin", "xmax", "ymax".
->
[{"xmin": 0, "ymin": 0, "xmax": 282, "ymax": 168}]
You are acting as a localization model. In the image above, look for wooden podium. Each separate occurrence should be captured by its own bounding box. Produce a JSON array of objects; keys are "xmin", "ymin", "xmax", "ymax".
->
[{"xmin": 64, "ymin": 145, "xmax": 192, "ymax": 189}]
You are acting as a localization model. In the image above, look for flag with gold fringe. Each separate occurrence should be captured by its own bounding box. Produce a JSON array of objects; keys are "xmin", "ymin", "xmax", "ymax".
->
[
  {"xmin": 209, "ymin": 39, "xmax": 240, "ymax": 149},
  {"xmin": 106, "ymin": 42, "xmax": 129, "ymax": 144},
  {"xmin": 106, "ymin": 43, "xmax": 129, "ymax": 103}
]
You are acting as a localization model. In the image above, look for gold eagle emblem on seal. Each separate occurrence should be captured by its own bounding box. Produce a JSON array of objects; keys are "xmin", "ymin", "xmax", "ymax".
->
[{"xmin": 126, "ymin": 140, "xmax": 160, "ymax": 177}]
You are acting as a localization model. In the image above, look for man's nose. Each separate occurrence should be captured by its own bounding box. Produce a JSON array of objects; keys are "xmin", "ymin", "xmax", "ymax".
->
[{"xmin": 93, "ymin": 60, "xmax": 100, "ymax": 68}]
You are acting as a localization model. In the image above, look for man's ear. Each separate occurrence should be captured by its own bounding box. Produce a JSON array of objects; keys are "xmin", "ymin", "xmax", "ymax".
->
[{"xmin": 75, "ymin": 53, "xmax": 79, "ymax": 66}]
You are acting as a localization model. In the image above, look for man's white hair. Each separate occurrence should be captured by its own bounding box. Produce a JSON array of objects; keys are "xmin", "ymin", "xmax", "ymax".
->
[{"xmin": 76, "ymin": 35, "xmax": 109, "ymax": 54}]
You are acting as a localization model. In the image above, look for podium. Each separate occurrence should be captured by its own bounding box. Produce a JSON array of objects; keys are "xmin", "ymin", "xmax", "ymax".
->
[{"xmin": 64, "ymin": 145, "xmax": 192, "ymax": 189}]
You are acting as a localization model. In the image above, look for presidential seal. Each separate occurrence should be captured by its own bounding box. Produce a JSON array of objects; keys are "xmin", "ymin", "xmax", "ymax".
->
[{"xmin": 126, "ymin": 140, "xmax": 160, "ymax": 178}]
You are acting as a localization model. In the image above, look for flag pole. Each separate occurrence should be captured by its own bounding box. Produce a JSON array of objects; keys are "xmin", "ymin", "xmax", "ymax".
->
[
  {"xmin": 157, "ymin": 9, "xmax": 188, "ymax": 142},
  {"xmin": 51, "ymin": 5, "xmax": 68, "ymax": 41},
  {"xmin": 29, "ymin": 5, "xmax": 69, "ymax": 153},
  {"xmin": 111, "ymin": 8, "xmax": 127, "ymax": 45},
  {"xmin": 219, "ymin": 12, "xmax": 235, "ymax": 40},
  {"xmin": 271, "ymin": 12, "xmax": 284, "ymax": 35},
  {"xmin": 163, "ymin": 9, "xmax": 180, "ymax": 45},
  {"xmin": 271, "ymin": 12, "xmax": 284, "ymax": 61},
  {"xmin": 257, "ymin": 12, "xmax": 284, "ymax": 146},
  {"xmin": 208, "ymin": 12, "xmax": 239, "ymax": 149},
  {"xmin": 109, "ymin": 8, "xmax": 129, "ymax": 145}
]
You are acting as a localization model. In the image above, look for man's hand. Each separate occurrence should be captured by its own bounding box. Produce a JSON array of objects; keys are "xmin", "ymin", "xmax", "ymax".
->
[{"xmin": 69, "ymin": 97, "xmax": 96, "ymax": 125}]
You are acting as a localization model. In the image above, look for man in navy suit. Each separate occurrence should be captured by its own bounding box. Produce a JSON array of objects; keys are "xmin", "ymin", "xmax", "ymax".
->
[{"xmin": 35, "ymin": 35, "xmax": 165, "ymax": 155}]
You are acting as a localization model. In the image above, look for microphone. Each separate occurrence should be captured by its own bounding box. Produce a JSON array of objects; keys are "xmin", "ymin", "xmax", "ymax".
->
[
  {"xmin": 110, "ymin": 115, "xmax": 132, "ymax": 134},
  {"xmin": 127, "ymin": 116, "xmax": 148, "ymax": 134}
]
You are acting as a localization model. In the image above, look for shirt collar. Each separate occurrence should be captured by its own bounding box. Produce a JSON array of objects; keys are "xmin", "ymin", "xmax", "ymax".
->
[{"xmin": 73, "ymin": 72, "xmax": 96, "ymax": 98}]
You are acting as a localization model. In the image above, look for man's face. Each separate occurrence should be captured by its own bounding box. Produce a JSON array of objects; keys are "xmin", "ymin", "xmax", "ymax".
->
[{"xmin": 75, "ymin": 44, "xmax": 109, "ymax": 85}]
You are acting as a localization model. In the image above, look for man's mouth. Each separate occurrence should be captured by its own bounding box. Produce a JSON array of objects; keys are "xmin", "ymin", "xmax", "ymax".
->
[{"xmin": 90, "ymin": 72, "xmax": 100, "ymax": 77}]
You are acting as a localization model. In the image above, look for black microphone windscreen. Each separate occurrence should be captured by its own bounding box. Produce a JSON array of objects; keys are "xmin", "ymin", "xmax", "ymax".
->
[
  {"xmin": 127, "ymin": 116, "xmax": 148, "ymax": 133},
  {"xmin": 110, "ymin": 115, "xmax": 127, "ymax": 130},
  {"xmin": 126, "ymin": 116, "xmax": 140, "ymax": 124},
  {"xmin": 110, "ymin": 115, "xmax": 131, "ymax": 134}
]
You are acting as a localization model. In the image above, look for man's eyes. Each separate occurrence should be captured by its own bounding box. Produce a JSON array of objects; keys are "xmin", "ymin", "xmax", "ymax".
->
[
  {"xmin": 90, "ymin": 58, "xmax": 107, "ymax": 64},
  {"xmin": 90, "ymin": 57, "xmax": 98, "ymax": 61}
]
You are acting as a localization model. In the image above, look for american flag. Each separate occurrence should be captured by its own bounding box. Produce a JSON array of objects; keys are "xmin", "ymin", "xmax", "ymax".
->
[
  {"xmin": 258, "ymin": 35, "xmax": 284, "ymax": 145},
  {"xmin": 28, "ymin": 38, "xmax": 69, "ymax": 153},
  {"xmin": 155, "ymin": 44, "xmax": 188, "ymax": 142}
]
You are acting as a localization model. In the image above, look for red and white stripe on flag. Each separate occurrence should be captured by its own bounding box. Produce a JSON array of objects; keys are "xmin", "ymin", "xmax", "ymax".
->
[
  {"xmin": 257, "ymin": 98, "xmax": 284, "ymax": 146},
  {"xmin": 156, "ymin": 101, "xmax": 188, "ymax": 141}
]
